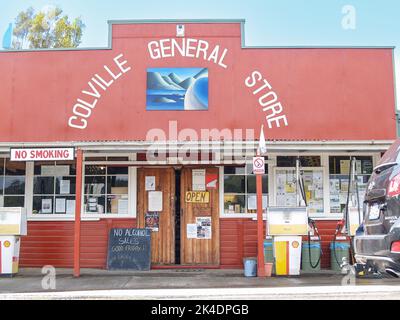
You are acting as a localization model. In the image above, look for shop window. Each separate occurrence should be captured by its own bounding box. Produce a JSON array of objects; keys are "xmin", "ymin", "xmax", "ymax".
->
[
  {"xmin": 223, "ymin": 161, "xmax": 268, "ymax": 214},
  {"xmin": 275, "ymin": 156, "xmax": 323, "ymax": 214},
  {"xmin": 84, "ymin": 165, "xmax": 128, "ymax": 214},
  {"xmin": 329, "ymin": 156, "xmax": 373, "ymax": 213},
  {"xmin": 32, "ymin": 161, "xmax": 76, "ymax": 214},
  {"xmin": 0, "ymin": 159, "xmax": 26, "ymax": 207}
]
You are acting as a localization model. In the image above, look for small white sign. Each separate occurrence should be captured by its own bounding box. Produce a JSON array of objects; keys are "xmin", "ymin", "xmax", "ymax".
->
[
  {"xmin": 60, "ymin": 180, "xmax": 70, "ymax": 194},
  {"xmin": 11, "ymin": 148, "xmax": 74, "ymax": 161},
  {"xmin": 252, "ymin": 157, "xmax": 265, "ymax": 175},
  {"xmin": 148, "ymin": 191, "xmax": 163, "ymax": 212},
  {"xmin": 192, "ymin": 169, "xmax": 206, "ymax": 191},
  {"xmin": 186, "ymin": 224, "xmax": 197, "ymax": 239},
  {"xmin": 145, "ymin": 176, "xmax": 156, "ymax": 191}
]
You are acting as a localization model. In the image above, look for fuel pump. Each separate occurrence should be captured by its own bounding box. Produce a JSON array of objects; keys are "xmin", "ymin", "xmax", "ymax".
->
[
  {"xmin": 296, "ymin": 157, "xmax": 322, "ymax": 269},
  {"xmin": 332, "ymin": 156, "xmax": 362, "ymax": 270}
]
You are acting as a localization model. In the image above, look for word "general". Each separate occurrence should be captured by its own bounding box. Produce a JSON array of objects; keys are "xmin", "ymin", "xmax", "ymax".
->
[{"xmin": 68, "ymin": 54, "xmax": 131, "ymax": 129}]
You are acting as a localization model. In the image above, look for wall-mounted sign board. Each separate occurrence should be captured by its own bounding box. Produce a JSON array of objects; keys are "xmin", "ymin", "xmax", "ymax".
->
[
  {"xmin": 185, "ymin": 191, "xmax": 210, "ymax": 203},
  {"xmin": 10, "ymin": 148, "xmax": 74, "ymax": 161},
  {"xmin": 107, "ymin": 228, "xmax": 151, "ymax": 270}
]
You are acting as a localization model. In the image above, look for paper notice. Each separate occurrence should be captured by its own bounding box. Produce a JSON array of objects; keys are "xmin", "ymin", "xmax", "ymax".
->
[
  {"xmin": 145, "ymin": 176, "xmax": 156, "ymax": 191},
  {"xmin": 60, "ymin": 180, "xmax": 70, "ymax": 194},
  {"xmin": 192, "ymin": 169, "xmax": 206, "ymax": 191},
  {"xmin": 118, "ymin": 198, "xmax": 128, "ymax": 214},
  {"xmin": 42, "ymin": 198, "xmax": 52, "ymax": 213},
  {"xmin": 66, "ymin": 200, "xmax": 75, "ymax": 214},
  {"xmin": 148, "ymin": 191, "xmax": 163, "ymax": 212},
  {"xmin": 55, "ymin": 198, "xmax": 66, "ymax": 213},
  {"xmin": 187, "ymin": 224, "xmax": 197, "ymax": 239}
]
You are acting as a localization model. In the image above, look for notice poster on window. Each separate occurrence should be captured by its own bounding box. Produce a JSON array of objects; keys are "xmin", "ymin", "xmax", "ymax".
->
[
  {"xmin": 145, "ymin": 212, "xmax": 159, "ymax": 232},
  {"xmin": 55, "ymin": 198, "xmax": 66, "ymax": 213},
  {"xmin": 60, "ymin": 180, "xmax": 70, "ymax": 194},
  {"xmin": 118, "ymin": 198, "xmax": 129, "ymax": 214},
  {"xmin": 196, "ymin": 217, "xmax": 212, "ymax": 239},
  {"xmin": 148, "ymin": 191, "xmax": 163, "ymax": 212},
  {"xmin": 340, "ymin": 160, "xmax": 350, "ymax": 175},
  {"xmin": 66, "ymin": 200, "xmax": 75, "ymax": 214},
  {"xmin": 42, "ymin": 199, "xmax": 52, "ymax": 213},
  {"xmin": 192, "ymin": 169, "xmax": 206, "ymax": 191},
  {"xmin": 248, "ymin": 195, "xmax": 268, "ymax": 210}
]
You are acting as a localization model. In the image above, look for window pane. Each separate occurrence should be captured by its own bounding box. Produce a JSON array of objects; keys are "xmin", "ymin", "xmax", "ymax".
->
[
  {"xmin": 56, "ymin": 161, "xmax": 76, "ymax": 175},
  {"xmin": 277, "ymin": 156, "xmax": 321, "ymax": 167},
  {"xmin": 247, "ymin": 175, "xmax": 268, "ymax": 193},
  {"xmin": 85, "ymin": 165, "xmax": 106, "ymax": 175},
  {"xmin": 33, "ymin": 177, "xmax": 54, "ymax": 194},
  {"xmin": 34, "ymin": 162, "xmax": 56, "ymax": 175},
  {"xmin": 107, "ymin": 176, "xmax": 128, "ymax": 194},
  {"xmin": 4, "ymin": 176, "xmax": 25, "ymax": 195},
  {"xmin": 33, "ymin": 196, "xmax": 53, "ymax": 214},
  {"xmin": 329, "ymin": 156, "xmax": 373, "ymax": 175},
  {"xmin": 107, "ymin": 166, "xmax": 128, "ymax": 175},
  {"xmin": 84, "ymin": 195, "xmax": 106, "ymax": 214},
  {"xmin": 5, "ymin": 160, "xmax": 25, "ymax": 175},
  {"xmin": 4, "ymin": 196, "xmax": 24, "ymax": 207},
  {"xmin": 224, "ymin": 166, "xmax": 245, "ymax": 175},
  {"xmin": 0, "ymin": 177, "xmax": 3, "ymax": 194},
  {"xmin": 224, "ymin": 175, "xmax": 245, "ymax": 193},
  {"xmin": 84, "ymin": 176, "xmax": 105, "ymax": 194},
  {"xmin": 107, "ymin": 195, "xmax": 128, "ymax": 214},
  {"xmin": 56, "ymin": 177, "xmax": 76, "ymax": 195},
  {"xmin": 224, "ymin": 195, "xmax": 245, "ymax": 213}
]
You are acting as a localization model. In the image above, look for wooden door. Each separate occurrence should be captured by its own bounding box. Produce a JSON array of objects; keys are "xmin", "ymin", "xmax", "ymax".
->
[
  {"xmin": 181, "ymin": 167, "xmax": 220, "ymax": 265},
  {"xmin": 137, "ymin": 168, "xmax": 175, "ymax": 265}
]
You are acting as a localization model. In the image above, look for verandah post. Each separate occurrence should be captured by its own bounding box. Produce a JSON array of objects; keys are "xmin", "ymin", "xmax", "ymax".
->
[{"xmin": 74, "ymin": 148, "xmax": 83, "ymax": 277}]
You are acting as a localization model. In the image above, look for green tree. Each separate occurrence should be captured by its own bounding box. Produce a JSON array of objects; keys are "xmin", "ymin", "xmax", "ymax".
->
[{"xmin": 12, "ymin": 6, "xmax": 85, "ymax": 49}]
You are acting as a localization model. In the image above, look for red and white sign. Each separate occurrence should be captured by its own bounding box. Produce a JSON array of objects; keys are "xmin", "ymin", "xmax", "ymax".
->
[
  {"xmin": 206, "ymin": 173, "xmax": 218, "ymax": 189},
  {"xmin": 10, "ymin": 148, "xmax": 75, "ymax": 161},
  {"xmin": 253, "ymin": 156, "xmax": 265, "ymax": 175}
]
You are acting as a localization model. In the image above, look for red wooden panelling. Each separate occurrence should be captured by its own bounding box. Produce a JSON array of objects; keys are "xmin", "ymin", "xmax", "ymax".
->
[
  {"xmin": 20, "ymin": 219, "xmax": 136, "ymax": 268},
  {"xmin": 21, "ymin": 218, "xmax": 342, "ymax": 269}
]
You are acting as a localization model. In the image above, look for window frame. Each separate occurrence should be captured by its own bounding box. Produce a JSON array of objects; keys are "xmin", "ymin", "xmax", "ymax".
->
[
  {"xmin": 0, "ymin": 157, "xmax": 26, "ymax": 208},
  {"xmin": 26, "ymin": 153, "xmax": 137, "ymax": 221}
]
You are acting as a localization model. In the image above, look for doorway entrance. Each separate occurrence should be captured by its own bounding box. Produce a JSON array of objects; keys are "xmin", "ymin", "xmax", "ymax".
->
[{"xmin": 137, "ymin": 167, "xmax": 220, "ymax": 266}]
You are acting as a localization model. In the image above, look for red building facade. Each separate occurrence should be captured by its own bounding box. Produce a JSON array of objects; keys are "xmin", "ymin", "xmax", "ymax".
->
[{"xmin": 0, "ymin": 20, "xmax": 397, "ymax": 269}]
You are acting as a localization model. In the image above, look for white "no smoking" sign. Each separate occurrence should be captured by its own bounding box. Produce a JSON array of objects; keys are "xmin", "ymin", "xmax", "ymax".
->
[{"xmin": 252, "ymin": 157, "xmax": 265, "ymax": 175}]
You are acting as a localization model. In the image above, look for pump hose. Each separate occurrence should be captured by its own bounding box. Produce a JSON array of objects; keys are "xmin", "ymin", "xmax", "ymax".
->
[
  {"xmin": 333, "ymin": 157, "xmax": 353, "ymax": 269},
  {"xmin": 307, "ymin": 221, "xmax": 322, "ymax": 269}
]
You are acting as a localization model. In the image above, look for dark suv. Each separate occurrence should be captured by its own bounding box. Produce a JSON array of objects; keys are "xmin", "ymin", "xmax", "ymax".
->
[{"xmin": 354, "ymin": 139, "xmax": 400, "ymax": 277}]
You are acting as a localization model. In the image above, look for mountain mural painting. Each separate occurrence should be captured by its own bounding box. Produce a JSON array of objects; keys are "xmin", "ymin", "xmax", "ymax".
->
[{"xmin": 146, "ymin": 68, "xmax": 209, "ymax": 110}]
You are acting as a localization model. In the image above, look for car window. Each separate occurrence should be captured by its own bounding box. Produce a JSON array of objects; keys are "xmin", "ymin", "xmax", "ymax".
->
[{"xmin": 378, "ymin": 139, "xmax": 400, "ymax": 166}]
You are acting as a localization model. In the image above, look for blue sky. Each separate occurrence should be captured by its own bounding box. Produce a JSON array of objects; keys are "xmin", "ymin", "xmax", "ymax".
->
[{"xmin": 1, "ymin": 0, "xmax": 399, "ymax": 104}]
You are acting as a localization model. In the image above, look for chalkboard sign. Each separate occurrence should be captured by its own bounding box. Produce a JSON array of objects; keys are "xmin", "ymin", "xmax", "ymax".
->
[{"xmin": 106, "ymin": 228, "xmax": 151, "ymax": 270}]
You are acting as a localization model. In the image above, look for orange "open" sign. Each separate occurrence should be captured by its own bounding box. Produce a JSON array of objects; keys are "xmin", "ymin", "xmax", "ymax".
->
[{"xmin": 185, "ymin": 191, "xmax": 210, "ymax": 203}]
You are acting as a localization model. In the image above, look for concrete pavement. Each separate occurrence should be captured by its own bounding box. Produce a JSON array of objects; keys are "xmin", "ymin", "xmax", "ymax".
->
[{"xmin": 1, "ymin": 268, "xmax": 400, "ymax": 299}]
